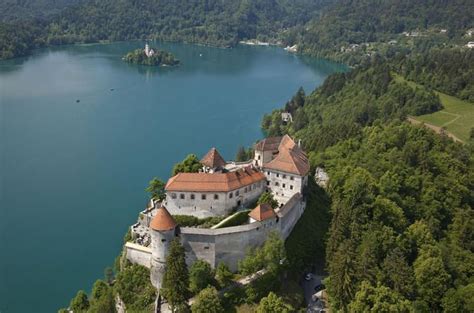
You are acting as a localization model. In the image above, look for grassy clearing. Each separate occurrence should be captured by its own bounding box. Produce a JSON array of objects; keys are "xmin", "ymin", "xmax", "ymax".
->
[
  {"xmin": 394, "ymin": 74, "xmax": 474, "ymax": 142},
  {"xmin": 212, "ymin": 210, "xmax": 251, "ymax": 229}
]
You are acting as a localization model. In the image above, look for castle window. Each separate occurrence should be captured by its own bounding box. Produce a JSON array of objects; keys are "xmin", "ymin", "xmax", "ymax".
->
[
  {"xmin": 190, "ymin": 194, "xmax": 195, "ymax": 200},
  {"xmin": 214, "ymin": 194, "xmax": 219, "ymax": 200},
  {"xmin": 161, "ymin": 239, "xmax": 166, "ymax": 243},
  {"xmin": 267, "ymin": 181, "xmax": 270, "ymax": 186},
  {"xmin": 283, "ymin": 174, "xmax": 287, "ymax": 179},
  {"xmin": 275, "ymin": 182, "xmax": 279, "ymax": 186},
  {"xmin": 236, "ymin": 190, "xmax": 240, "ymax": 196},
  {"xmin": 267, "ymin": 171, "xmax": 270, "ymax": 175},
  {"xmin": 258, "ymin": 155, "xmax": 261, "ymax": 160},
  {"xmin": 283, "ymin": 183, "xmax": 286, "ymax": 188},
  {"xmin": 290, "ymin": 176, "xmax": 294, "ymax": 180},
  {"xmin": 180, "ymin": 194, "xmax": 185, "ymax": 199},
  {"xmin": 229, "ymin": 192, "xmax": 233, "ymax": 198},
  {"xmin": 276, "ymin": 173, "xmax": 279, "ymax": 178},
  {"xmin": 171, "ymin": 193, "xmax": 177, "ymax": 199},
  {"xmin": 290, "ymin": 185, "xmax": 294, "ymax": 190},
  {"xmin": 201, "ymin": 194, "xmax": 207, "ymax": 200}
]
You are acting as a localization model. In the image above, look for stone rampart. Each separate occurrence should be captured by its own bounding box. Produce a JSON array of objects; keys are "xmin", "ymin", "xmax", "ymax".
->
[
  {"xmin": 178, "ymin": 193, "xmax": 304, "ymax": 271},
  {"xmin": 124, "ymin": 242, "xmax": 152, "ymax": 268}
]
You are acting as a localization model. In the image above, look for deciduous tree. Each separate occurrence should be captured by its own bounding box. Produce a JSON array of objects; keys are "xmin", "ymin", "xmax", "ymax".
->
[{"xmin": 191, "ymin": 286, "xmax": 224, "ymax": 313}]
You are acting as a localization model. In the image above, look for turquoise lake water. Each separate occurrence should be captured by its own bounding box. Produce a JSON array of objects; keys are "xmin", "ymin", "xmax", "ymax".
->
[{"xmin": 0, "ymin": 41, "xmax": 345, "ymax": 312}]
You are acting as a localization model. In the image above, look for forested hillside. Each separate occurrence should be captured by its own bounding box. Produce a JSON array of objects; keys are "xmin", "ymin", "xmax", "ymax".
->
[
  {"xmin": 0, "ymin": 0, "xmax": 82, "ymax": 21},
  {"xmin": 262, "ymin": 59, "xmax": 443, "ymax": 149},
  {"xmin": 296, "ymin": 0, "xmax": 474, "ymax": 63},
  {"xmin": 321, "ymin": 122, "xmax": 473, "ymax": 311},
  {"xmin": 263, "ymin": 58, "xmax": 474, "ymax": 311},
  {"xmin": 393, "ymin": 48, "xmax": 474, "ymax": 102},
  {"xmin": 0, "ymin": 0, "xmax": 327, "ymax": 59}
]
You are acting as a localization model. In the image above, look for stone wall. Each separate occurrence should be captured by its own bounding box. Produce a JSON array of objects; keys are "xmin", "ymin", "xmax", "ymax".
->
[
  {"xmin": 124, "ymin": 242, "xmax": 152, "ymax": 268},
  {"xmin": 178, "ymin": 193, "xmax": 304, "ymax": 271}
]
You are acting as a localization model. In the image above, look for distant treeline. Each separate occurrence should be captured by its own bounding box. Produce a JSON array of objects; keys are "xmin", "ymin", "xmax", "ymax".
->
[{"xmin": 0, "ymin": 0, "xmax": 326, "ymax": 59}]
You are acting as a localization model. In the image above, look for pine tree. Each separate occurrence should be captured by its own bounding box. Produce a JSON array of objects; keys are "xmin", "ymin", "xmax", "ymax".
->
[
  {"xmin": 69, "ymin": 290, "xmax": 90, "ymax": 312},
  {"xmin": 215, "ymin": 262, "xmax": 233, "ymax": 288},
  {"xmin": 146, "ymin": 177, "xmax": 166, "ymax": 200},
  {"xmin": 162, "ymin": 238, "xmax": 190, "ymax": 312},
  {"xmin": 235, "ymin": 146, "xmax": 247, "ymax": 162}
]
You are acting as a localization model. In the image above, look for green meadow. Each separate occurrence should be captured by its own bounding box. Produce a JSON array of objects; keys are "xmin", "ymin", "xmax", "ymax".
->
[{"xmin": 395, "ymin": 75, "xmax": 474, "ymax": 142}]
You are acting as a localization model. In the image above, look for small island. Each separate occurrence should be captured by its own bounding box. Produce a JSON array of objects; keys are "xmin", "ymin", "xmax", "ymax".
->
[{"xmin": 123, "ymin": 44, "xmax": 180, "ymax": 66}]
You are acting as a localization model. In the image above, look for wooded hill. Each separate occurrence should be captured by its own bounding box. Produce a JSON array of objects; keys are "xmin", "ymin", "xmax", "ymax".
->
[{"xmin": 263, "ymin": 58, "xmax": 474, "ymax": 312}]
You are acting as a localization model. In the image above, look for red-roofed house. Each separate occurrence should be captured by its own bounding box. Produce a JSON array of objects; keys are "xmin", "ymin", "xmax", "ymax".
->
[{"xmin": 255, "ymin": 135, "xmax": 310, "ymax": 204}]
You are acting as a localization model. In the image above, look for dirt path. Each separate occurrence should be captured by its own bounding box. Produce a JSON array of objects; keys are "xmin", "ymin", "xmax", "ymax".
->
[{"xmin": 407, "ymin": 117, "xmax": 464, "ymax": 143}]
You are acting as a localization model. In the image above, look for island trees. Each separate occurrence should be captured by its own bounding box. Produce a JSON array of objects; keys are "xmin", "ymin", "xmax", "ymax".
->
[{"xmin": 123, "ymin": 48, "xmax": 179, "ymax": 67}]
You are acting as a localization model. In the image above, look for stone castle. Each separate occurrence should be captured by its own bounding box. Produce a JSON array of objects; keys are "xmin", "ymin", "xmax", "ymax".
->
[{"xmin": 124, "ymin": 135, "xmax": 309, "ymax": 292}]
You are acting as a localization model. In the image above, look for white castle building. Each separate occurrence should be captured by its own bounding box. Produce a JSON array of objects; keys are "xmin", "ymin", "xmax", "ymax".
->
[
  {"xmin": 164, "ymin": 148, "xmax": 266, "ymax": 218},
  {"xmin": 255, "ymin": 135, "xmax": 309, "ymax": 204},
  {"xmin": 124, "ymin": 135, "xmax": 310, "ymax": 296}
]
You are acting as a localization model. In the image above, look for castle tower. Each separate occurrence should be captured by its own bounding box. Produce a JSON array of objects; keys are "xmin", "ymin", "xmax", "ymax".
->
[
  {"xmin": 149, "ymin": 206, "xmax": 177, "ymax": 291},
  {"xmin": 145, "ymin": 43, "xmax": 150, "ymax": 57}
]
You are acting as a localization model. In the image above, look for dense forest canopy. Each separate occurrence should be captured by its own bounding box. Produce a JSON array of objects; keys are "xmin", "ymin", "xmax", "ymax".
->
[
  {"xmin": 0, "ymin": 0, "xmax": 82, "ymax": 21},
  {"xmin": 2, "ymin": 0, "xmax": 473, "ymax": 65},
  {"xmin": 264, "ymin": 58, "xmax": 474, "ymax": 311},
  {"xmin": 0, "ymin": 0, "xmax": 327, "ymax": 59}
]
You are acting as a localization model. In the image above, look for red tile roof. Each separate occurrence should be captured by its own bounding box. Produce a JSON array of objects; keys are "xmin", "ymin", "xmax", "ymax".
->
[
  {"xmin": 278, "ymin": 134, "xmax": 297, "ymax": 151},
  {"xmin": 165, "ymin": 167, "xmax": 266, "ymax": 192},
  {"xmin": 262, "ymin": 135, "xmax": 309, "ymax": 176},
  {"xmin": 150, "ymin": 206, "xmax": 177, "ymax": 231},
  {"xmin": 254, "ymin": 136, "xmax": 282, "ymax": 152},
  {"xmin": 264, "ymin": 146, "xmax": 309, "ymax": 176},
  {"xmin": 201, "ymin": 147, "xmax": 226, "ymax": 169},
  {"xmin": 248, "ymin": 203, "xmax": 276, "ymax": 221}
]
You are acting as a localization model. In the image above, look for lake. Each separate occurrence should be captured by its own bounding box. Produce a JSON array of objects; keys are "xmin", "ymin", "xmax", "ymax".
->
[{"xmin": 0, "ymin": 41, "xmax": 345, "ymax": 312}]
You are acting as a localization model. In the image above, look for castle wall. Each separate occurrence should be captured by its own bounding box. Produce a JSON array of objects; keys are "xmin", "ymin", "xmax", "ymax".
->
[
  {"xmin": 277, "ymin": 193, "xmax": 306, "ymax": 239},
  {"xmin": 124, "ymin": 242, "xmax": 152, "ymax": 268},
  {"xmin": 164, "ymin": 181, "xmax": 265, "ymax": 218},
  {"xmin": 177, "ymin": 193, "xmax": 303, "ymax": 272}
]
